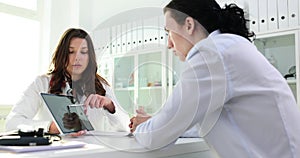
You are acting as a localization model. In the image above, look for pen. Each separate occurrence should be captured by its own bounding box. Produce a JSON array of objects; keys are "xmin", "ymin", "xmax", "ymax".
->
[
  {"xmin": 67, "ymin": 104, "xmax": 84, "ymax": 115},
  {"xmin": 68, "ymin": 104, "xmax": 84, "ymax": 107},
  {"xmin": 67, "ymin": 105, "xmax": 71, "ymax": 115}
]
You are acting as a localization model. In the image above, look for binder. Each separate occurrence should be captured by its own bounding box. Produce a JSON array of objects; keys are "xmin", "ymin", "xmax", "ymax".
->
[
  {"xmin": 121, "ymin": 24, "xmax": 127, "ymax": 53},
  {"xmin": 136, "ymin": 20, "xmax": 144, "ymax": 50},
  {"xmin": 249, "ymin": 0, "xmax": 259, "ymax": 33},
  {"xmin": 267, "ymin": 0, "xmax": 278, "ymax": 30},
  {"xmin": 131, "ymin": 21, "xmax": 138, "ymax": 51},
  {"xmin": 110, "ymin": 26, "xmax": 117, "ymax": 54},
  {"xmin": 102, "ymin": 27, "xmax": 111, "ymax": 54},
  {"xmin": 126, "ymin": 22, "xmax": 133, "ymax": 52},
  {"xmin": 159, "ymin": 15, "xmax": 166, "ymax": 46},
  {"xmin": 277, "ymin": 0, "xmax": 289, "ymax": 29},
  {"xmin": 258, "ymin": 0, "xmax": 268, "ymax": 32},
  {"xmin": 90, "ymin": 29, "xmax": 101, "ymax": 53},
  {"xmin": 116, "ymin": 25, "xmax": 122, "ymax": 54},
  {"xmin": 288, "ymin": 0, "xmax": 299, "ymax": 28},
  {"xmin": 95, "ymin": 27, "xmax": 110, "ymax": 55},
  {"xmin": 143, "ymin": 16, "xmax": 158, "ymax": 47}
]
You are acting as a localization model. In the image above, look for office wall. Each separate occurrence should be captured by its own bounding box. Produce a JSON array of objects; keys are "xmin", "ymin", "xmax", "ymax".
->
[
  {"xmin": 78, "ymin": 0, "xmax": 247, "ymax": 32},
  {"xmin": 48, "ymin": 0, "xmax": 80, "ymax": 56},
  {"xmin": 48, "ymin": 0, "xmax": 248, "ymax": 54},
  {"xmin": 79, "ymin": 0, "xmax": 168, "ymax": 31}
]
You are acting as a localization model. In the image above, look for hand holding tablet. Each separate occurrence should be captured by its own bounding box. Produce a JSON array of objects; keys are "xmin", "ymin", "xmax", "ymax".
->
[{"xmin": 40, "ymin": 93, "xmax": 94, "ymax": 135}]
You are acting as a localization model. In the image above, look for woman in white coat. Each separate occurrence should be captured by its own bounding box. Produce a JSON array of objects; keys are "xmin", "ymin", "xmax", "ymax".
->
[
  {"xmin": 6, "ymin": 28, "xmax": 130, "ymax": 135},
  {"xmin": 129, "ymin": 0, "xmax": 300, "ymax": 157}
]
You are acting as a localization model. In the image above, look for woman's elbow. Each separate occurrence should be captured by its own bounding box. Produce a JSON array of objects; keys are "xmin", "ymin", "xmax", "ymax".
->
[{"xmin": 134, "ymin": 133, "xmax": 168, "ymax": 151}]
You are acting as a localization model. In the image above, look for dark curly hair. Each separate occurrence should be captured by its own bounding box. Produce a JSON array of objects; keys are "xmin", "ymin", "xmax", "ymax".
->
[
  {"xmin": 48, "ymin": 28, "xmax": 109, "ymax": 97},
  {"xmin": 164, "ymin": 0, "xmax": 255, "ymax": 41}
]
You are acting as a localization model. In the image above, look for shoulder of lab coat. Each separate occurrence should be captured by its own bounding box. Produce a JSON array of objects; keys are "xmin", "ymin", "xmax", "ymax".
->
[{"xmin": 5, "ymin": 74, "xmax": 52, "ymax": 131}]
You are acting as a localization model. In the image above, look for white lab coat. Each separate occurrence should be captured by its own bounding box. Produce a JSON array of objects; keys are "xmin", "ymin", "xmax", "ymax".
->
[
  {"xmin": 6, "ymin": 74, "xmax": 130, "ymax": 132},
  {"xmin": 134, "ymin": 30, "xmax": 300, "ymax": 158}
]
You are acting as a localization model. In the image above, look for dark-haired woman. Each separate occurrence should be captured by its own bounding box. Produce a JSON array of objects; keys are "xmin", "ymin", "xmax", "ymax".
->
[
  {"xmin": 130, "ymin": 0, "xmax": 300, "ymax": 157},
  {"xmin": 6, "ymin": 28, "xmax": 130, "ymax": 135}
]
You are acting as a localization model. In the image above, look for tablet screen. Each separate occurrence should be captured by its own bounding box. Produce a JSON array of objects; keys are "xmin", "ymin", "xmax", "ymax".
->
[{"xmin": 40, "ymin": 93, "xmax": 94, "ymax": 134}]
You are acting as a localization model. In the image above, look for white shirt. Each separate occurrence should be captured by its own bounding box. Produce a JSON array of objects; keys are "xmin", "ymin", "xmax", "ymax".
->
[
  {"xmin": 134, "ymin": 30, "xmax": 300, "ymax": 158},
  {"xmin": 6, "ymin": 74, "xmax": 130, "ymax": 132}
]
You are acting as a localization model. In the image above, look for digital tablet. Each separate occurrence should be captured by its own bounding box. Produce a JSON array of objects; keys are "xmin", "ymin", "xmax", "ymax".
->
[{"xmin": 40, "ymin": 93, "xmax": 94, "ymax": 135}]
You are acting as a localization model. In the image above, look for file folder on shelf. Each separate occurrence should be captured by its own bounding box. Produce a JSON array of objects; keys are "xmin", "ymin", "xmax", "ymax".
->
[
  {"xmin": 121, "ymin": 23, "xmax": 127, "ymax": 53},
  {"xmin": 277, "ymin": 0, "xmax": 289, "ymax": 29},
  {"xmin": 258, "ymin": 0, "xmax": 268, "ymax": 32},
  {"xmin": 126, "ymin": 22, "xmax": 133, "ymax": 52},
  {"xmin": 116, "ymin": 24, "xmax": 122, "ymax": 54},
  {"xmin": 131, "ymin": 21, "xmax": 138, "ymax": 51},
  {"xmin": 159, "ymin": 15, "xmax": 165, "ymax": 45},
  {"xmin": 288, "ymin": 0, "xmax": 299, "ymax": 28},
  {"xmin": 137, "ymin": 20, "xmax": 144, "ymax": 49},
  {"xmin": 249, "ymin": 0, "xmax": 259, "ymax": 33},
  {"xmin": 110, "ymin": 25, "xmax": 117, "ymax": 54},
  {"xmin": 267, "ymin": 0, "xmax": 278, "ymax": 30}
]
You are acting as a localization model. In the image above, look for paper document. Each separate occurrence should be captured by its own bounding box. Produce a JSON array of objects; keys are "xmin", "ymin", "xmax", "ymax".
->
[
  {"xmin": 0, "ymin": 141, "xmax": 86, "ymax": 153},
  {"xmin": 86, "ymin": 131, "xmax": 132, "ymax": 137}
]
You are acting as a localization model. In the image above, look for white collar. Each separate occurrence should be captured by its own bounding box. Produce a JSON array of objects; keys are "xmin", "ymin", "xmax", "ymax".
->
[{"xmin": 186, "ymin": 30, "xmax": 220, "ymax": 60}]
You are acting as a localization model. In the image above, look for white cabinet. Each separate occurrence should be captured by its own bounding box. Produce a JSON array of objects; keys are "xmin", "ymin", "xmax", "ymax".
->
[
  {"xmin": 247, "ymin": 0, "xmax": 299, "ymax": 33},
  {"xmin": 93, "ymin": 7, "xmax": 172, "ymax": 116},
  {"xmin": 253, "ymin": 29, "xmax": 300, "ymax": 105},
  {"xmin": 112, "ymin": 49, "xmax": 169, "ymax": 116},
  {"xmin": 246, "ymin": 0, "xmax": 300, "ymax": 106}
]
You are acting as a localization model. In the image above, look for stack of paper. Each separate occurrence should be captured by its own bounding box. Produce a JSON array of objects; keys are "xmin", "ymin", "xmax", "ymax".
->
[{"xmin": 0, "ymin": 140, "xmax": 86, "ymax": 153}]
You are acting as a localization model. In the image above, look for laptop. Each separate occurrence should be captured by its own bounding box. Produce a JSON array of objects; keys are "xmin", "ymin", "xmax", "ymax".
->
[{"xmin": 40, "ymin": 93, "xmax": 94, "ymax": 135}]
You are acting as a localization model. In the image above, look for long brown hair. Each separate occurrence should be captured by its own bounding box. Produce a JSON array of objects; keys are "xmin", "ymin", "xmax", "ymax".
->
[{"xmin": 48, "ymin": 28, "xmax": 109, "ymax": 96}]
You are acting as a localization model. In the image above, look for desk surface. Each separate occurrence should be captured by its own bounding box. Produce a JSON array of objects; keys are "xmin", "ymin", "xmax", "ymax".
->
[{"xmin": 0, "ymin": 132, "xmax": 218, "ymax": 158}]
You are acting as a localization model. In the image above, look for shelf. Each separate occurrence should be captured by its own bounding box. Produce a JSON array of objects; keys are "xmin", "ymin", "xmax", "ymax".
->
[
  {"xmin": 255, "ymin": 33, "xmax": 296, "ymax": 77},
  {"xmin": 287, "ymin": 79, "xmax": 297, "ymax": 84},
  {"xmin": 255, "ymin": 27, "xmax": 300, "ymax": 37},
  {"xmin": 139, "ymin": 86, "xmax": 162, "ymax": 90},
  {"xmin": 114, "ymin": 87, "xmax": 134, "ymax": 91}
]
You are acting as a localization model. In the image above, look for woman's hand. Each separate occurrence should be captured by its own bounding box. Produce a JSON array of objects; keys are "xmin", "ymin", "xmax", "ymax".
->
[
  {"xmin": 49, "ymin": 119, "xmax": 86, "ymax": 137},
  {"xmin": 49, "ymin": 121, "xmax": 60, "ymax": 134},
  {"xmin": 129, "ymin": 107, "xmax": 152, "ymax": 133},
  {"xmin": 67, "ymin": 130, "xmax": 87, "ymax": 137},
  {"xmin": 84, "ymin": 94, "xmax": 115, "ymax": 114},
  {"xmin": 62, "ymin": 112, "xmax": 82, "ymax": 131}
]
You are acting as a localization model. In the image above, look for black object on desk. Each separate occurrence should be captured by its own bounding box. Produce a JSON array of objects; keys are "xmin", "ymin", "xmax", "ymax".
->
[
  {"xmin": 0, "ymin": 137, "xmax": 51, "ymax": 146},
  {"xmin": 0, "ymin": 128, "xmax": 52, "ymax": 146}
]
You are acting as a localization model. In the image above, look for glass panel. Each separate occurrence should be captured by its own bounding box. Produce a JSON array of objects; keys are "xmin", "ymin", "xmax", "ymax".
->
[
  {"xmin": 0, "ymin": 0, "xmax": 37, "ymax": 10},
  {"xmin": 114, "ymin": 56, "xmax": 135, "ymax": 114},
  {"xmin": 254, "ymin": 34, "xmax": 295, "ymax": 76},
  {"xmin": 138, "ymin": 88, "xmax": 163, "ymax": 115},
  {"xmin": 98, "ymin": 57, "xmax": 112, "ymax": 84},
  {"xmin": 254, "ymin": 34, "xmax": 297, "ymax": 100},
  {"xmin": 138, "ymin": 52, "xmax": 161, "ymax": 87},
  {"xmin": 115, "ymin": 90, "xmax": 134, "ymax": 116},
  {"xmin": 137, "ymin": 52, "xmax": 162, "ymax": 115},
  {"xmin": 114, "ymin": 56, "xmax": 134, "ymax": 88},
  {"xmin": 288, "ymin": 81, "xmax": 297, "ymax": 101}
]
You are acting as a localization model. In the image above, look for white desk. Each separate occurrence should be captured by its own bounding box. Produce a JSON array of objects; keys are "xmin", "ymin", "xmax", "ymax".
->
[{"xmin": 0, "ymin": 132, "xmax": 219, "ymax": 158}]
